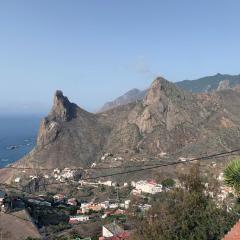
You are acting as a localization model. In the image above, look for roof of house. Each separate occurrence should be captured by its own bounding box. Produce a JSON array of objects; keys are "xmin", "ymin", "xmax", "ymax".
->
[
  {"xmin": 222, "ymin": 220, "xmax": 240, "ymax": 240},
  {"xmin": 104, "ymin": 222, "xmax": 124, "ymax": 235}
]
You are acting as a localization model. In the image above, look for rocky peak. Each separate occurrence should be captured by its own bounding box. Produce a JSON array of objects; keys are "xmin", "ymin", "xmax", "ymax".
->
[
  {"xmin": 144, "ymin": 77, "xmax": 186, "ymax": 106},
  {"xmin": 216, "ymin": 80, "xmax": 230, "ymax": 91},
  {"xmin": 50, "ymin": 90, "xmax": 77, "ymax": 121}
]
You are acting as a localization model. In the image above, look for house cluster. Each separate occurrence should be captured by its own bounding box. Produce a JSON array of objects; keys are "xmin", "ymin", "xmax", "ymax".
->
[
  {"xmin": 68, "ymin": 199, "xmax": 131, "ymax": 224},
  {"xmin": 53, "ymin": 193, "xmax": 78, "ymax": 206},
  {"xmin": 131, "ymin": 179, "xmax": 163, "ymax": 195},
  {"xmin": 101, "ymin": 153, "xmax": 113, "ymax": 161},
  {"xmin": 13, "ymin": 167, "xmax": 79, "ymax": 184},
  {"xmin": 53, "ymin": 168, "xmax": 77, "ymax": 182},
  {"xmin": 85, "ymin": 200, "xmax": 129, "ymax": 212},
  {"xmin": 100, "ymin": 153, "xmax": 124, "ymax": 162}
]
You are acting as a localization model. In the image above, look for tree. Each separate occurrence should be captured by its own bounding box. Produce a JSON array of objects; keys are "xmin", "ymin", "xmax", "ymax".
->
[
  {"xmin": 130, "ymin": 164, "xmax": 238, "ymax": 240},
  {"xmin": 161, "ymin": 178, "xmax": 175, "ymax": 189},
  {"xmin": 224, "ymin": 158, "xmax": 240, "ymax": 195}
]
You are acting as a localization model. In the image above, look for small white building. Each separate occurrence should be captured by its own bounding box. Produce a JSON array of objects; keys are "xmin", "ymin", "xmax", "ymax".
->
[
  {"xmin": 100, "ymin": 201, "xmax": 110, "ymax": 209},
  {"xmin": 124, "ymin": 200, "xmax": 131, "ymax": 209},
  {"xmin": 109, "ymin": 203, "xmax": 119, "ymax": 209},
  {"xmin": 98, "ymin": 180, "xmax": 117, "ymax": 187},
  {"xmin": 91, "ymin": 162, "xmax": 96, "ymax": 168},
  {"xmin": 135, "ymin": 180, "xmax": 162, "ymax": 194},
  {"xmin": 123, "ymin": 182, "xmax": 128, "ymax": 187},
  {"xmin": 14, "ymin": 177, "xmax": 21, "ymax": 183},
  {"xmin": 218, "ymin": 172, "xmax": 224, "ymax": 181},
  {"xmin": 53, "ymin": 168, "xmax": 60, "ymax": 174},
  {"xmin": 159, "ymin": 152, "xmax": 167, "ymax": 157},
  {"xmin": 131, "ymin": 181, "xmax": 136, "ymax": 187},
  {"xmin": 69, "ymin": 215, "xmax": 89, "ymax": 223},
  {"xmin": 61, "ymin": 168, "xmax": 75, "ymax": 179}
]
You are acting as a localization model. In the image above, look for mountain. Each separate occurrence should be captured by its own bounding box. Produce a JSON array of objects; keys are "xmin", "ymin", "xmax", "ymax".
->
[
  {"xmin": 2, "ymin": 76, "xmax": 240, "ymax": 183},
  {"xmin": 176, "ymin": 73, "xmax": 240, "ymax": 93},
  {"xmin": 98, "ymin": 88, "xmax": 147, "ymax": 112},
  {"xmin": 20, "ymin": 90, "xmax": 107, "ymax": 168},
  {"xmin": 98, "ymin": 73, "xmax": 240, "ymax": 112}
]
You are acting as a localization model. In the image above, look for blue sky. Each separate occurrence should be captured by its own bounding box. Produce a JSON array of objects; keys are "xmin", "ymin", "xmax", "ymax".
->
[{"xmin": 0, "ymin": 0, "xmax": 240, "ymax": 114}]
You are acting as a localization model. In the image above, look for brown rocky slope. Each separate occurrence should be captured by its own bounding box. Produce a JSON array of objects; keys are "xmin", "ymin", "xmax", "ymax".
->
[{"xmin": 4, "ymin": 77, "xmax": 240, "ymax": 174}]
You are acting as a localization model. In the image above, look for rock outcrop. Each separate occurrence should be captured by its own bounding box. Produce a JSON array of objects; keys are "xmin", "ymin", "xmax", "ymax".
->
[
  {"xmin": 216, "ymin": 80, "xmax": 230, "ymax": 91},
  {"xmin": 49, "ymin": 90, "xmax": 77, "ymax": 121}
]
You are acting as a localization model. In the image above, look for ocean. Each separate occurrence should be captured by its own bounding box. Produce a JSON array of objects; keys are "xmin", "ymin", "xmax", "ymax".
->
[{"xmin": 0, "ymin": 116, "xmax": 42, "ymax": 168}]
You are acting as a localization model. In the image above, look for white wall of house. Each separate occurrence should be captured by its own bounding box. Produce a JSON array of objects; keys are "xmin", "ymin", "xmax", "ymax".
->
[
  {"xmin": 70, "ymin": 215, "xmax": 89, "ymax": 222},
  {"xmin": 135, "ymin": 180, "xmax": 162, "ymax": 194}
]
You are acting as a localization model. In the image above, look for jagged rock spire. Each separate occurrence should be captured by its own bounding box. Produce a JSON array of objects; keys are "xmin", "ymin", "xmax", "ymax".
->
[
  {"xmin": 144, "ymin": 77, "xmax": 186, "ymax": 106},
  {"xmin": 50, "ymin": 90, "xmax": 77, "ymax": 121}
]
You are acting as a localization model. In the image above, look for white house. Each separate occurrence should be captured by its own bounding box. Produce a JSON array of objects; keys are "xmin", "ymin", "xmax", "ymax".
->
[
  {"xmin": 109, "ymin": 203, "xmax": 119, "ymax": 209},
  {"xmin": 69, "ymin": 215, "xmax": 89, "ymax": 223},
  {"xmin": 14, "ymin": 177, "xmax": 21, "ymax": 183},
  {"xmin": 124, "ymin": 200, "xmax": 131, "ymax": 209},
  {"xmin": 135, "ymin": 180, "xmax": 162, "ymax": 194},
  {"xmin": 100, "ymin": 201, "xmax": 110, "ymax": 209}
]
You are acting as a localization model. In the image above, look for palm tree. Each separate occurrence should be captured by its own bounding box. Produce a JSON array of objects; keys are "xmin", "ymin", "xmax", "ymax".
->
[{"xmin": 224, "ymin": 158, "xmax": 240, "ymax": 195}]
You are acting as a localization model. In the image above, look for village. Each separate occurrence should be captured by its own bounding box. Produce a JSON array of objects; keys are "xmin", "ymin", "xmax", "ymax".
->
[{"xmin": 0, "ymin": 159, "xmax": 235, "ymax": 240}]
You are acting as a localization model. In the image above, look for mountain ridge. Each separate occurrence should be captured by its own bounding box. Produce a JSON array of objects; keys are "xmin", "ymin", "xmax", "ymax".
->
[
  {"xmin": 98, "ymin": 73, "xmax": 240, "ymax": 112},
  {"xmin": 13, "ymin": 78, "xmax": 240, "ymax": 166},
  {"xmin": 2, "ymin": 76, "xmax": 240, "ymax": 183}
]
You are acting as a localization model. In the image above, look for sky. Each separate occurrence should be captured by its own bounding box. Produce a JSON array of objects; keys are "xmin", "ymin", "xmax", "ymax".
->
[{"xmin": 0, "ymin": 0, "xmax": 240, "ymax": 114}]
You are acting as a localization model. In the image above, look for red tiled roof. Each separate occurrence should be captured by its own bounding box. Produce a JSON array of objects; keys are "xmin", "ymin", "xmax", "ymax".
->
[
  {"xmin": 147, "ymin": 179, "xmax": 157, "ymax": 185},
  {"xmin": 222, "ymin": 220, "xmax": 240, "ymax": 240}
]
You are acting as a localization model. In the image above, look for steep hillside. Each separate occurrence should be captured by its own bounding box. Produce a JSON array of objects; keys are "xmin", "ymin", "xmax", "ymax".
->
[
  {"xmin": 7, "ymin": 76, "xmax": 240, "ymax": 174},
  {"xmin": 18, "ymin": 90, "xmax": 107, "ymax": 169}
]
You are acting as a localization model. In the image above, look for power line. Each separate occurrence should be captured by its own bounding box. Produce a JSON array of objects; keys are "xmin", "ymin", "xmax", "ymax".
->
[
  {"xmin": 1, "ymin": 148, "xmax": 239, "ymax": 194},
  {"xmin": 0, "ymin": 156, "xmax": 175, "ymax": 171},
  {"xmin": 37, "ymin": 148, "xmax": 240, "ymax": 184},
  {"xmin": 1, "ymin": 147, "xmax": 240, "ymax": 172},
  {"xmin": 0, "ymin": 148, "xmax": 239, "ymax": 227}
]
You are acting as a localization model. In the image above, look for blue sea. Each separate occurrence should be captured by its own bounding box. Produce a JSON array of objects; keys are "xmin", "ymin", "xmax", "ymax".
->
[{"xmin": 0, "ymin": 116, "xmax": 42, "ymax": 167}]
